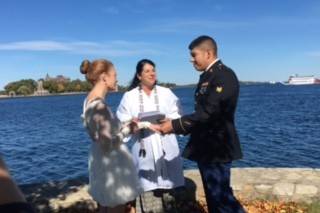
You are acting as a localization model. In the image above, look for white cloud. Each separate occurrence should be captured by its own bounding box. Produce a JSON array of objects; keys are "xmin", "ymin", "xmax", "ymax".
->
[
  {"xmin": 0, "ymin": 41, "xmax": 71, "ymax": 51},
  {"xmin": 0, "ymin": 40, "xmax": 163, "ymax": 56}
]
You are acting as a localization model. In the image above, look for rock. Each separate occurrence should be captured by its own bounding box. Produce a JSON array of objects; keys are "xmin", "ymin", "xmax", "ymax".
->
[
  {"xmin": 295, "ymin": 184, "xmax": 318, "ymax": 196},
  {"xmin": 264, "ymin": 172, "xmax": 281, "ymax": 180},
  {"xmin": 255, "ymin": 184, "xmax": 273, "ymax": 193},
  {"xmin": 285, "ymin": 172, "xmax": 302, "ymax": 181},
  {"xmin": 57, "ymin": 194, "xmax": 66, "ymax": 200},
  {"xmin": 306, "ymin": 174, "xmax": 320, "ymax": 182},
  {"xmin": 239, "ymin": 185, "xmax": 256, "ymax": 199},
  {"xmin": 272, "ymin": 183, "xmax": 295, "ymax": 196},
  {"xmin": 232, "ymin": 184, "xmax": 243, "ymax": 191}
]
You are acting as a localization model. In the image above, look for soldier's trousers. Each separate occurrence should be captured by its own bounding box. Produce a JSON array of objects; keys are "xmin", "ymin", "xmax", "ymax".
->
[{"xmin": 198, "ymin": 162, "xmax": 246, "ymax": 213}]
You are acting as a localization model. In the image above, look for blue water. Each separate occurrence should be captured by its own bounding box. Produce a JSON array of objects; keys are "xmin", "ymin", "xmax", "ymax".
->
[{"xmin": 0, "ymin": 85, "xmax": 320, "ymax": 184}]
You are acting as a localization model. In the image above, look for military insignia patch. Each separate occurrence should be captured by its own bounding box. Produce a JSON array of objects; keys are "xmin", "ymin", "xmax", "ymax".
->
[{"xmin": 216, "ymin": 86, "xmax": 223, "ymax": 93}]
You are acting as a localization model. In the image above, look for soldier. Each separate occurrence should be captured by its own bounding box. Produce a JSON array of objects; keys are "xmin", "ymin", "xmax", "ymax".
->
[{"xmin": 160, "ymin": 35, "xmax": 246, "ymax": 213}]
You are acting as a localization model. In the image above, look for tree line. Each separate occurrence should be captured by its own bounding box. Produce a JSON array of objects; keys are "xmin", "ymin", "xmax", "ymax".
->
[
  {"xmin": 2, "ymin": 78, "xmax": 177, "ymax": 96},
  {"xmin": 4, "ymin": 79, "xmax": 37, "ymax": 96},
  {"xmin": 3, "ymin": 79, "xmax": 92, "ymax": 95}
]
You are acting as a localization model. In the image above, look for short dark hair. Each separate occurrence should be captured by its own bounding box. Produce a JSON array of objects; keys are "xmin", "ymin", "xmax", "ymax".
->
[{"xmin": 188, "ymin": 35, "xmax": 217, "ymax": 55}]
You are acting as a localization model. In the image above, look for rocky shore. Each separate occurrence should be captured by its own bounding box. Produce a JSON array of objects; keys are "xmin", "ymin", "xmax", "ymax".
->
[{"xmin": 20, "ymin": 168, "xmax": 320, "ymax": 212}]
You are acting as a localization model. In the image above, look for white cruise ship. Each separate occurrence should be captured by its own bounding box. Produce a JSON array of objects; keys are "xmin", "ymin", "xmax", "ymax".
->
[{"xmin": 282, "ymin": 75, "xmax": 320, "ymax": 85}]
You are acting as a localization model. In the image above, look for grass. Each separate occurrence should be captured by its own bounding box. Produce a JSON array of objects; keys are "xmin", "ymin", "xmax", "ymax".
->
[
  {"xmin": 238, "ymin": 198, "xmax": 320, "ymax": 213},
  {"xmin": 304, "ymin": 202, "xmax": 320, "ymax": 213}
]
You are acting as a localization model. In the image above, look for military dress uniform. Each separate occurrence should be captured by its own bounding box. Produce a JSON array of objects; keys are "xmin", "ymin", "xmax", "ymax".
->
[{"xmin": 172, "ymin": 60, "xmax": 246, "ymax": 213}]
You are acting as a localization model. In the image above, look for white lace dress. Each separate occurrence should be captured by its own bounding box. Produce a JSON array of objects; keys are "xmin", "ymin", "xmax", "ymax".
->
[{"xmin": 82, "ymin": 98, "xmax": 142, "ymax": 207}]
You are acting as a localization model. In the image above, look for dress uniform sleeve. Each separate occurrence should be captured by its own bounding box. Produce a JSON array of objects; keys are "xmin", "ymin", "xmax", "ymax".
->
[{"xmin": 172, "ymin": 70, "xmax": 238, "ymax": 135}]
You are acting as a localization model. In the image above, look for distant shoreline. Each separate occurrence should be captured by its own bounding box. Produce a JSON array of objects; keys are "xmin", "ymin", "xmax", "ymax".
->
[
  {"xmin": 0, "ymin": 91, "xmax": 87, "ymax": 100},
  {"xmin": 0, "ymin": 90, "xmax": 136, "ymax": 99},
  {"xmin": 0, "ymin": 83, "xmax": 277, "ymax": 100}
]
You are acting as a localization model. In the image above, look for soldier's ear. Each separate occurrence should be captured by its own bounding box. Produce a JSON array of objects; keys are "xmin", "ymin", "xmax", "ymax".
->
[{"xmin": 207, "ymin": 49, "xmax": 213, "ymax": 59}]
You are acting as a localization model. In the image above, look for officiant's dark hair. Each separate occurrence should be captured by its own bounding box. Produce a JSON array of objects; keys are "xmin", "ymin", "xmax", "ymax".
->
[{"xmin": 128, "ymin": 59, "xmax": 157, "ymax": 91}]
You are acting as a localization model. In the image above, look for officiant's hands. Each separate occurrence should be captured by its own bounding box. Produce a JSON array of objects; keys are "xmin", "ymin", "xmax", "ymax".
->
[
  {"xmin": 159, "ymin": 118, "xmax": 174, "ymax": 134},
  {"xmin": 129, "ymin": 118, "xmax": 161, "ymax": 133},
  {"xmin": 148, "ymin": 124, "xmax": 161, "ymax": 133}
]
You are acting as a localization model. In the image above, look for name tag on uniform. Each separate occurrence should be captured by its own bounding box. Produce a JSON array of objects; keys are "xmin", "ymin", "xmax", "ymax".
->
[
  {"xmin": 201, "ymin": 82, "xmax": 209, "ymax": 87},
  {"xmin": 199, "ymin": 82, "xmax": 209, "ymax": 94}
]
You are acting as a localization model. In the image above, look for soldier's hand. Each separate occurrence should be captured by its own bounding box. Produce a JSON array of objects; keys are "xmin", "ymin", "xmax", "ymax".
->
[{"xmin": 159, "ymin": 119, "xmax": 173, "ymax": 134}]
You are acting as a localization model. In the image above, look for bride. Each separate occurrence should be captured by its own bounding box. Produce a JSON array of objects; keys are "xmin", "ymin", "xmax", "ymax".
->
[{"xmin": 80, "ymin": 59, "xmax": 157, "ymax": 213}]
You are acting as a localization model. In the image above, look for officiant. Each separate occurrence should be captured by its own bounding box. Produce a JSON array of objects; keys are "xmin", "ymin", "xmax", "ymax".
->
[{"xmin": 116, "ymin": 59, "xmax": 184, "ymax": 213}]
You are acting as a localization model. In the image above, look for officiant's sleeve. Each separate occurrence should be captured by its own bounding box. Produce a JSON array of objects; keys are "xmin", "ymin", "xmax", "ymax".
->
[
  {"xmin": 116, "ymin": 92, "xmax": 133, "ymax": 122},
  {"xmin": 166, "ymin": 89, "xmax": 182, "ymax": 119},
  {"xmin": 116, "ymin": 92, "xmax": 136, "ymax": 143}
]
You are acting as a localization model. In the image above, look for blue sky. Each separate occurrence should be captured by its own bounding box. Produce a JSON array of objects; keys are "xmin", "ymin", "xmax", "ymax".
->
[{"xmin": 0, "ymin": 0, "xmax": 320, "ymax": 89}]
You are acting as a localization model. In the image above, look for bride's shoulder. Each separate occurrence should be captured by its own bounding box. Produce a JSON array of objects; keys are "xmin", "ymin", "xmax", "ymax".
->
[{"xmin": 84, "ymin": 98, "xmax": 108, "ymax": 114}]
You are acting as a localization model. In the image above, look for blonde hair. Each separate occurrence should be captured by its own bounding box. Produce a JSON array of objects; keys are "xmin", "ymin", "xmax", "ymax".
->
[{"xmin": 80, "ymin": 59, "xmax": 113, "ymax": 85}]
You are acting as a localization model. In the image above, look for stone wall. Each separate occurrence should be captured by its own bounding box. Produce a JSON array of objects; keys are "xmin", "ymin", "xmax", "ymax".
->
[
  {"xmin": 185, "ymin": 168, "xmax": 320, "ymax": 203},
  {"xmin": 21, "ymin": 168, "xmax": 320, "ymax": 211}
]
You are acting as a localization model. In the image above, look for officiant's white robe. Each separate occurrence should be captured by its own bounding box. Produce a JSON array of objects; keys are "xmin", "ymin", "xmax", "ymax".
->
[{"xmin": 116, "ymin": 85, "xmax": 185, "ymax": 192}]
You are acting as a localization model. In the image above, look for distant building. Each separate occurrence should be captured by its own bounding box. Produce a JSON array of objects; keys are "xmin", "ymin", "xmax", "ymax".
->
[
  {"xmin": 45, "ymin": 74, "xmax": 70, "ymax": 83},
  {"xmin": 55, "ymin": 75, "xmax": 70, "ymax": 83},
  {"xmin": 9, "ymin": 91, "xmax": 16, "ymax": 97},
  {"xmin": 34, "ymin": 80, "xmax": 50, "ymax": 96},
  {"xmin": 45, "ymin": 73, "xmax": 50, "ymax": 81}
]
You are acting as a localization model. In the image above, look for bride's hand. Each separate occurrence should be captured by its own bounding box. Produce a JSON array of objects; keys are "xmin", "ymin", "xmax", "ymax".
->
[{"xmin": 129, "ymin": 119, "xmax": 140, "ymax": 134}]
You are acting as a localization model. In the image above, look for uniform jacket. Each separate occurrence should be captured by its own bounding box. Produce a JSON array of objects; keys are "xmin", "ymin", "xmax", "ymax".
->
[{"xmin": 172, "ymin": 60, "xmax": 243, "ymax": 163}]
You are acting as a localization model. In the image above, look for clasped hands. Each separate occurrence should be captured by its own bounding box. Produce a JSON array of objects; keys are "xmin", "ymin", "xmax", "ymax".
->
[{"xmin": 128, "ymin": 118, "xmax": 174, "ymax": 134}]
